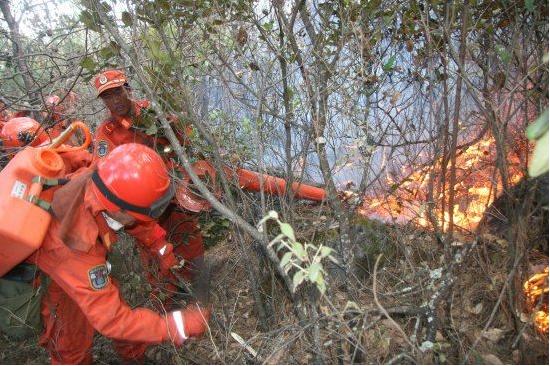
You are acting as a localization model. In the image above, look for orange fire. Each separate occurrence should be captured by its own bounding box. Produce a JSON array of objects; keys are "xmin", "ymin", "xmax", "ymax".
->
[
  {"xmin": 357, "ymin": 133, "xmax": 546, "ymax": 332},
  {"xmin": 523, "ymin": 267, "xmax": 549, "ymax": 334},
  {"xmin": 360, "ymin": 136, "xmax": 524, "ymax": 232}
]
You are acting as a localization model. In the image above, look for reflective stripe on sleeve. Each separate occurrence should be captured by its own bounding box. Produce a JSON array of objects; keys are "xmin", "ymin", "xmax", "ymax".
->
[{"xmin": 171, "ymin": 311, "xmax": 187, "ymax": 341}]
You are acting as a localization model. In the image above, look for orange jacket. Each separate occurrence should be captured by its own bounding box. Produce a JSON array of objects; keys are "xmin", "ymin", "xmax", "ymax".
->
[
  {"xmin": 60, "ymin": 149, "xmax": 93, "ymax": 174},
  {"xmin": 92, "ymin": 99, "xmax": 191, "ymax": 162},
  {"xmin": 92, "ymin": 100, "xmax": 169, "ymax": 161},
  {"xmin": 28, "ymin": 173, "xmax": 184, "ymax": 344},
  {"xmin": 91, "ymin": 100, "xmax": 193, "ymax": 265}
]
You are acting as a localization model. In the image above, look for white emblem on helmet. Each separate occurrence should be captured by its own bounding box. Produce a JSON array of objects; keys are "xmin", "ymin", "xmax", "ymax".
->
[{"xmin": 99, "ymin": 75, "xmax": 108, "ymax": 85}]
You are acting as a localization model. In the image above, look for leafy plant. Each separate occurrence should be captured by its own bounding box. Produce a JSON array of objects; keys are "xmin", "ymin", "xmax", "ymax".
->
[
  {"xmin": 257, "ymin": 211, "xmax": 337, "ymax": 295},
  {"xmin": 526, "ymin": 109, "xmax": 549, "ymax": 177}
]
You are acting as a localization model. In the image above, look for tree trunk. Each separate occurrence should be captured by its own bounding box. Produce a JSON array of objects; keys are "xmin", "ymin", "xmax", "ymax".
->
[
  {"xmin": 447, "ymin": 0, "xmax": 469, "ymax": 238},
  {"xmin": 0, "ymin": 0, "xmax": 38, "ymax": 110}
]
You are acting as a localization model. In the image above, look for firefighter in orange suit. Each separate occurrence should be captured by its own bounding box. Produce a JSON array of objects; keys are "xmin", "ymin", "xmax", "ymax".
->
[
  {"xmin": 91, "ymin": 69, "xmax": 205, "ymax": 291},
  {"xmin": 0, "ymin": 117, "xmax": 91, "ymax": 173},
  {"xmin": 27, "ymin": 143, "xmax": 209, "ymax": 364},
  {"xmin": 0, "ymin": 117, "xmax": 49, "ymax": 148},
  {"xmin": 42, "ymin": 93, "xmax": 79, "ymax": 142}
]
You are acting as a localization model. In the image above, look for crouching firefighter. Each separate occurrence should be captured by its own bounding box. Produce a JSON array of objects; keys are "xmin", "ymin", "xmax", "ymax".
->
[{"xmin": 1, "ymin": 143, "xmax": 210, "ymax": 364}]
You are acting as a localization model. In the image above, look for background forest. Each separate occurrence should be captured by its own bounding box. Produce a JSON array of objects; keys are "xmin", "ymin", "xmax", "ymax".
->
[{"xmin": 0, "ymin": 0, "xmax": 548, "ymax": 364}]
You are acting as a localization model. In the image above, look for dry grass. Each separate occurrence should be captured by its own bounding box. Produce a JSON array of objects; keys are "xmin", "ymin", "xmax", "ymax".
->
[{"xmin": 0, "ymin": 210, "xmax": 547, "ymax": 364}]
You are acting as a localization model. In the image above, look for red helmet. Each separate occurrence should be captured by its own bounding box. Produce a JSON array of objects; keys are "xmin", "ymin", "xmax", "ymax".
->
[
  {"xmin": 90, "ymin": 143, "xmax": 174, "ymax": 222},
  {"xmin": 0, "ymin": 117, "xmax": 48, "ymax": 147}
]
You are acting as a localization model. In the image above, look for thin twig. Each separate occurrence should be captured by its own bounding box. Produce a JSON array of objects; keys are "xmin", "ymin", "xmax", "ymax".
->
[
  {"xmin": 373, "ymin": 254, "xmax": 418, "ymax": 352},
  {"xmin": 462, "ymin": 251, "xmax": 525, "ymax": 363},
  {"xmin": 387, "ymin": 352, "xmax": 417, "ymax": 365}
]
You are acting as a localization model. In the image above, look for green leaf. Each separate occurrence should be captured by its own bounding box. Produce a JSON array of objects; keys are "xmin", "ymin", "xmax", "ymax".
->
[
  {"xmin": 383, "ymin": 55, "xmax": 396, "ymax": 72},
  {"xmin": 79, "ymin": 10, "xmax": 101, "ymax": 32},
  {"xmin": 528, "ymin": 129, "xmax": 549, "ymax": 177},
  {"xmin": 100, "ymin": 1, "xmax": 112, "ymax": 13},
  {"xmin": 143, "ymin": 29, "xmax": 170, "ymax": 64},
  {"xmin": 156, "ymin": 0, "xmax": 170, "ymax": 10},
  {"xmin": 242, "ymin": 117, "xmax": 251, "ymax": 133},
  {"xmin": 308, "ymin": 263, "xmax": 322, "ymax": 282},
  {"xmin": 383, "ymin": 14, "xmax": 394, "ymax": 26},
  {"xmin": 344, "ymin": 301, "xmax": 360, "ymax": 311},
  {"xmin": 263, "ymin": 20, "xmax": 274, "ymax": 32},
  {"xmin": 79, "ymin": 10, "xmax": 93, "ymax": 27},
  {"xmin": 525, "ymin": 0, "xmax": 535, "ymax": 12},
  {"xmin": 293, "ymin": 271, "xmax": 305, "ymax": 291},
  {"xmin": 496, "ymin": 45, "xmax": 511, "ymax": 64},
  {"xmin": 80, "ymin": 56, "xmax": 96, "ymax": 71},
  {"xmin": 316, "ymin": 275, "xmax": 326, "ymax": 294},
  {"xmin": 268, "ymin": 234, "xmax": 285, "ymax": 248},
  {"xmin": 145, "ymin": 122, "xmax": 158, "ymax": 135},
  {"xmin": 121, "ymin": 11, "xmax": 133, "ymax": 27},
  {"xmin": 292, "ymin": 242, "xmax": 305, "ymax": 259},
  {"xmin": 526, "ymin": 110, "xmax": 549, "ymax": 140},
  {"xmin": 280, "ymin": 223, "xmax": 296, "ymax": 241},
  {"xmin": 320, "ymin": 246, "xmax": 332, "ymax": 258},
  {"xmin": 280, "ymin": 252, "xmax": 293, "ymax": 268},
  {"xmin": 99, "ymin": 46, "xmax": 114, "ymax": 60}
]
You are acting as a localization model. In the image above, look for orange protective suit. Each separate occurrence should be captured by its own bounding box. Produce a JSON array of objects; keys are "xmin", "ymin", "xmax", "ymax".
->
[
  {"xmin": 28, "ymin": 173, "xmax": 186, "ymax": 364},
  {"xmin": 91, "ymin": 100, "xmax": 169, "ymax": 159},
  {"xmin": 0, "ymin": 117, "xmax": 92, "ymax": 173},
  {"xmin": 59, "ymin": 149, "xmax": 92, "ymax": 174},
  {"xmin": 92, "ymin": 100, "xmax": 205, "ymax": 284}
]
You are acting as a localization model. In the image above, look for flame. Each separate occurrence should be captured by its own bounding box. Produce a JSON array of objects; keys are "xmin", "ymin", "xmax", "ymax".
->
[
  {"xmin": 523, "ymin": 267, "xmax": 549, "ymax": 333},
  {"xmin": 361, "ymin": 136, "xmax": 524, "ymax": 231},
  {"xmin": 357, "ymin": 132, "xmax": 545, "ymax": 333}
]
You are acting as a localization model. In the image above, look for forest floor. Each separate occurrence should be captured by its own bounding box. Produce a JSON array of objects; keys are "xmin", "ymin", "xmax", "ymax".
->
[{"xmin": 0, "ymin": 206, "xmax": 548, "ymax": 364}]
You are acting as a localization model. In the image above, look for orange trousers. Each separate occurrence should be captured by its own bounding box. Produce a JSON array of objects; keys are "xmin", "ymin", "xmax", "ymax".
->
[{"xmin": 39, "ymin": 281, "xmax": 148, "ymax": 364}]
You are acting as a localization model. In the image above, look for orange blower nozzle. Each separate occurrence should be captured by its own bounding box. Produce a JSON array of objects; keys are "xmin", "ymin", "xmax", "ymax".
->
[{"xmin": 233, "ymin": 168, "xmax": 326, "ymax": 202}]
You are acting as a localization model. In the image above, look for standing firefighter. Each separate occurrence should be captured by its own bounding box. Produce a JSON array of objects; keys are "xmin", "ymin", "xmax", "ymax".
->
[
  {"xmin": 27, "ymin": 143, "xmax": 209, "ymax": 364},
  {"xmin": 91, "ymin": 69, "xmax": 205, "ymax": 292}
]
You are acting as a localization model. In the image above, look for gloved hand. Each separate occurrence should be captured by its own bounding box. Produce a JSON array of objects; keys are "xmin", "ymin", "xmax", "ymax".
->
[
  {"xmin": 183, "ymin": 305, "xmax": 211, "ymax": 337},
  {"xmin": 154, "ymin": 242, "xmax": 180, "ymax": 276},
  {"xmin": 168, "ymin": 305, "xmax": 211, "ymax": 345}
]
